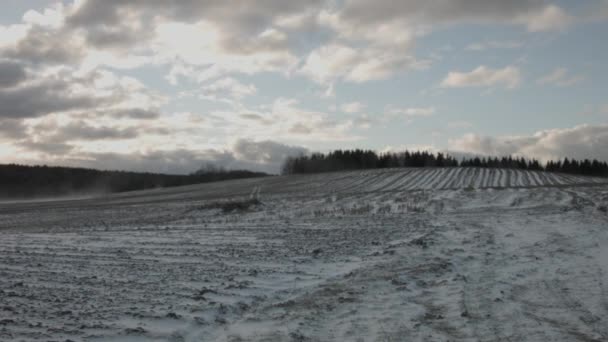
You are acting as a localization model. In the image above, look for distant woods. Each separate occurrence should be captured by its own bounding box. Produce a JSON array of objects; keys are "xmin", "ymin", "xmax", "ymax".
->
[
  {"xmin": 0, "ymin": 164, "xmax": 267, "ymax": 199},
  {"xmin": 282, "ymin": 149, "xmax": 608, "ymax": 178}
]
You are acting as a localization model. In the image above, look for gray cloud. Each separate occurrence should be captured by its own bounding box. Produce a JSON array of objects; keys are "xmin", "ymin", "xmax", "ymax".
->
[
  {"xmin": 288, "ymin": 123, "xmax": 313, "ymax": 135},
  {"xmin": 449, "ymin": 124, "xmax": 608, "ymax": 162},
  {"xmin": 3, "ymin": 26, "xmax": 85, "ymax": 65},
  {"xmin": 0, "ymin": 119, "xmax": 28, "ymax": 139},
  {"xmin": 339, "ymin": 0, "xmax": 558, "ymax": 27},
  {"xmin": 107, "ymin": 108, "xmax": 161, "ymax": 120},
  {"xmin": 441, "ymin": 65, "xmax": 521, "ymax": 89},
  {"xmin": 0, "ymin": 67, "xmax": 161, "ymax": 121},
  {"xmin": 68, "ymin": 149, "xmax": 221, "ymax": 174},
  {"xmin": 0, "ymin": 61, "xmax": 27, "ymax": 88},
  {"xmin": 19, "ymin": 141, "xmax": 74, "ymax": 155},
  {"xmin": 66, "ymin": 0, "xmax": 323, "ymax": 50},
  {"xmin": 51, "ymin": 122, "xmax": 140, "ymax": 141},
  {"xmin": 239, "ymin": 113, "xmax": 273, "ymax": 125},
  {"xmin": 76, "ymin": 108, "xmax": 162, "ymax": 120},
  {"xmin": 16, "ymin": 148, "xmax": 230, "ymax": 174},
  {"xmin": 13, "ymin": 138, "xmax": 308, "ymax": 174},
  {"xmin": 233, "ymin": 139, "xmax": 308, "ymax": 165},
  {"xmin": 76, "ymin": 22, "xmax": 152, "ymax": 50},
  {"xmin": 0, "ymin": 78, "xmax": 112, "ymax": 119}
]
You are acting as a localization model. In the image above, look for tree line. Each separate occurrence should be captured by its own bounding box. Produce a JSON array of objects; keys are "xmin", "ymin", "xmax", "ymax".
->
[
  {"xmin": 0, "ymin": 164, "xmax": 267, "ymax": 199},
  {"xmin": 282, "ymin": 149, "xmax": 608, "ymax": 178}
]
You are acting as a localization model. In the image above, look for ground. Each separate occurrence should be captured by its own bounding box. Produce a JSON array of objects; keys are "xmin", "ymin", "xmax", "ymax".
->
[{"xmin": 1, "ymin": 168, "xmax": 607, "ymax": 341}]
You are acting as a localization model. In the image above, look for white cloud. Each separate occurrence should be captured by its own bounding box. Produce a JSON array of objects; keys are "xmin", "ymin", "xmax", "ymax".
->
[
  {"xmin": 448, "ymin": 121, "xmax": 473, "ymax": 129},
  {"xmin": 18, "ymin": 138, "xmax": 309, "ymax": 174},
  {"xmin": 299, "ymin": 42, "xmax": 426, "ymax": 84},
  {"xmin": 537, "ymin": 67, "xmax": 584, "ymax": 87},
  {"xmin": 151, "ymin": 21, "xmax": 299, "ymax": 82},
  {"xmin": 0, "ymin": 24, "xmax": 28, "ymax": 46},
  {"xmin": 322, "ymin": 83, "xmax": 335, "ymax": 98},
  {"xmin": 299, "ymin": 44, "xmax": 358, "ymax": 84},
  {"xmin": 334, "ymin": 1, "xmax": 571, "ymax": 32},
  {"xmin": 22, "ymin": 3, "xmax": 66, "ymax": 29},
  {"xmin": 518, "ymin": 4, "xmax": 572, "ymax": 32},
  {"xmin": 298, "ymin": 1, "xmax": 571, "ymax": 84},
  {"xmin": 270, "ymin": 98, "xmax": 358, "ymax": 141},
  {"xmin": 387, "ymin": 106, "xmax": 436, "ymax": 118},
  {"xmin": 201, "ymin": 77, "xmax": 257, "ymax": 101},
  {"xmin": 465, "ymin": 40, "xmax": 523, "ymax": 51},
  {"xmin": 441, "ymin": 65, "xmax": 521, "ymax": 89},
  {"xmin": 0, "ymin": 67, "xmax": 161, "ymax": 119},
  {"xmin": 340, "ymin": 105, "xmax": 436, "ymax": 127},
  {"xmin": 0, "ymin": 0, "xmax": 601, "ymax": 174},
  {"xmin": 449, "ymin": 124, "xmax": 608, "ymax": 162},
  {"xmin": 352, "ymin": 114, "xmax": 374, "ymax": 129},
  {"xmin": 340, "ymin": 102, "xmax": 365, "ymax": 113},
  {"xmin": 232, "ymin": 139, "xmax": 307, "ymax": 167}
]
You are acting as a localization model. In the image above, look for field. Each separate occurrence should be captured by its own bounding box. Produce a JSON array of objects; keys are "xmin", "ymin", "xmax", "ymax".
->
[{"xmin": 1, "ymin": 167, "xmax": 608, "ymax": 341}]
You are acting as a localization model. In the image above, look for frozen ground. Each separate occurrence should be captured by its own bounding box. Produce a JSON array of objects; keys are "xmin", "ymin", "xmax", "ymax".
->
[{"xmin": 1, "ymin": 167, "xmax": 608, "ymax": 341}]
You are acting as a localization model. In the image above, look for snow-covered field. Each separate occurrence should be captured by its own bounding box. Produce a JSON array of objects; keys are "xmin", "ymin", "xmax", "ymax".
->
[{"xmin": 1, "ymin": 167, "xmax": 608, "ymax": 341}]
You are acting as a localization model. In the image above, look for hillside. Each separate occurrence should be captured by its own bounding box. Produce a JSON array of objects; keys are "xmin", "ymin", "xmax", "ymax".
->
[
  {"xmin": 5, "ymin": 166, "xmax": 601, "ymax": 208},
  {"xmin": 0, "ymin": 164, "xmax": 267, "ymax": 199},
  {"xmin": 1, "ymin": 168, "xmax": 607, "ymax": 341}
]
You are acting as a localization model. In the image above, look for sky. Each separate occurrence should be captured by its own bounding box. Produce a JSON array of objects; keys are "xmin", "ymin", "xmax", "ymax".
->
[{"xmin": 1, "ymin": 0, "xmax": 608, "ymax": 174}]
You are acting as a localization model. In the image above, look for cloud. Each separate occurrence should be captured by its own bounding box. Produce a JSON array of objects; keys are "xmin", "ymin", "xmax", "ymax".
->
[
  {"xmin": 297, "ymin": 1, "xmax": 570, "ymax": 84},
  {"xmin": 1, "ymin": 0, "xmax": 572, "ymax": 87},
  {"xmin": 336, "ymin": 0, "xmax": 570, "ymax": 31},
  {"xmin": 232, "ymin": 139, "xmax": 308, "ymax": 166},
  {"xmin": 447, "ymin": 121, "xmax": 473, "ymax": 129},
  {"xmin": 19, "ymin": 141, "xmax": 74, "ymax": 155},
  {"xmin": 299, "ymin": 42, "xmax": 426, "ymax": 84},
  {"xmin": 299, "ymin": 7, "xmax": 429, "ymax": 84},
  {"xmin": 0, "ymin": 1, "xmax": 316, "ymax": 77},
  {"xmin": 0, "ymin": 60, "xmax": 27, "ymax": 87},
  {"xmin": 537, "ymin": 67, "xmax": 584, "ymax": 87},
  {"xmin": 17, "ymin": 138, "xmax": 309, "ymax": 174},
  {"xmin": 352, "ymin": 114, "xmax": 374, "ymax": 129},
  {"xmin": 340, "ymin": 102, "xmax": 365, "ymax": 113},
  {"xmin": 106, "ymin": 108, "xmax": 161, "ymax": 120},
  {"xmin": 0, "ymin": 77, "xmax": 104, "ymax": 119},
  {"xmin": 268, "ymin": 98, "xmax": 358, "ymax": 141},
  {"xmin": 2, "ymin": 25, "xmax": 85, "ymax": 66},
  {"xmin": 518, "ymin": 4, "xmax": 572, "ymax": 32},
  {"xmin": 387, "ymin": 106, "xmax": 436, "ymax": 118},
  {"xmin": 288, "ymin": 122, "xmax": 313, "ymax": 134},
  {"xmin": 200, "ymin": 97, "xmax": 357, "ymax": 142},
  {"xmin": 343, "ymin": 106, "xmax": 435, "ymax": 127},
  {"xmin": 66, "ymin": 0, "xmax": 323, "ymax": 49},
  {"xmin": 0, "ymin": 68, "xmax": 160, "ymax": 119},
  {"xmin": 465, "ymin": 40, "xmax": 523, "ymax": 51},
  {"xmin": 201, "ymin": 77, "xmax": 257, "ymax": 101},
  {"xmin": 298, "ymin": 44, "xmax": 357, "ymax": 84},
  {"xmin": 49, "ymin": 121, "xmax": 140, "ymax": 141},
  {"xmin": 449, "ymin": 124, "xmax": 608, "ymax": 162},
  {"xmin": 0, "ymin": 119, "xmax": 28, "ymax": 139},
  {"xmin": 238, "ymin": 113, "xmax": 273, "ymax": 125},
  {"xmin": 441, "ymin": 65, "xmax": 521, "ymax": 89},
  {"xmin": 584, "ymin": 1, "xmax": 608, "ymax": 22},
  {"xmin": 59, "ymin": 149, "xmax": 228, "ymax": 174},
  {"xmin": 0, "ymin": 0, "xmax": 597, "ymax": 175}
]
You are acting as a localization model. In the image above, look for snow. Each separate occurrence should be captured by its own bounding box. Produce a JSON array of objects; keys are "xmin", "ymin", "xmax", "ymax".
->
[{"xmin": 1, "ymin": 168, "xmax": 608, "ymax": 341}]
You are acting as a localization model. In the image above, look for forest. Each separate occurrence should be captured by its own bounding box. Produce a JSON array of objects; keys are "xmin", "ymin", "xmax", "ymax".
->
[
  {"xmin": 0, "ymin": 164, "xmax": 267, "ymax": 199},
  {"xmin": 282, "ymin": 149, "xmax": 608, "ymax": 178}
]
